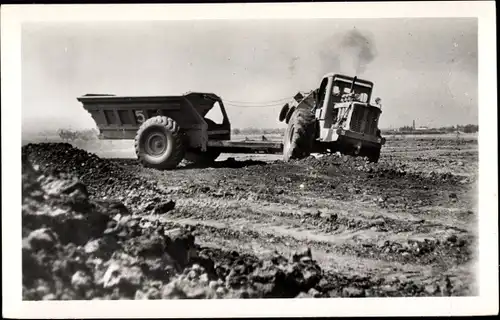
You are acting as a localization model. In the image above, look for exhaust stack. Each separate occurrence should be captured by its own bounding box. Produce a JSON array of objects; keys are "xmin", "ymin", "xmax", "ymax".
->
[{"xmin": 350, "ymin": 76, "xmax": 357, "ymax": 93}]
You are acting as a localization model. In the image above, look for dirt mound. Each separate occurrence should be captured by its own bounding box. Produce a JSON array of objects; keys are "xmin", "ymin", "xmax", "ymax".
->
[
  {"xmin": 22, "ymin": 154, "xmax": 330, "ymax": 300},
  {"xmin": 293, "ymin": 153, "xmax": 463, "ymax": 183},
  {"xmin": 195, "ymin": 247, "xmax": 322, "ymax": 298},
  {"xmin": 22, "ymin": 143, "xmax": 170, "ymax": 211},
  {"xmin": 22, "ymin": 157, "xmax": 190, "ymax": 299},
  {"xmin": 205, "ymin": 152, "xmax": 467, "ymax": 212}
]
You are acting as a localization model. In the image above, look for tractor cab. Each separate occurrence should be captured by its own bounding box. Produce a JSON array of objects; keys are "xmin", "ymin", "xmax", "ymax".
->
[
  {"xmin": 314, "ymin": 73, "xmax": 384, "ymax": 149},
  {"xmin": 315, "ymin": 74, "xmax": 374, "ymax": 110},
  {"xmin": 278, "ymin": 72, "xmax": 386, "ymax": 163}
]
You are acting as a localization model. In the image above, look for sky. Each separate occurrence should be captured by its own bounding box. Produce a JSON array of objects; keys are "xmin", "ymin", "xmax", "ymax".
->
[{"xmin": 21, "ymin": 18, "xmax": 477, "ymax": 133}]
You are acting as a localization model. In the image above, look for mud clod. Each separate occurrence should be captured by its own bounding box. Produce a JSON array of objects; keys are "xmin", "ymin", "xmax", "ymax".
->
[{"xmin": 27, "ymin": 228, "xmax": 59, "ymax": 252}]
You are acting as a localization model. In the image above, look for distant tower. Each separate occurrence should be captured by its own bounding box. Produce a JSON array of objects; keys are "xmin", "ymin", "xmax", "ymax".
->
[{"xmin": 412, "ymin": 120, "xmax": 415, "ymax": 130}]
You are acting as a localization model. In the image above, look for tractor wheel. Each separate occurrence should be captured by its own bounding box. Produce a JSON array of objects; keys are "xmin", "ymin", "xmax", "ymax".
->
[
  {"xmin": 283, "ymin": 108, "xmax": 316, "ymax": 161},
  {"xmin": 278, "ymin": 104, "xmax": 290, "ymax": 122},
  {"xmin": 285, "ymin": 106, "xmax": 296, "ymax": 124},
  {"xmin": 367, "ymin": 148, "xmax": 381, "ymax": 163},
  {"xmin": 134, "ymin": 116, "xmax": 185, "ymax": 170}
]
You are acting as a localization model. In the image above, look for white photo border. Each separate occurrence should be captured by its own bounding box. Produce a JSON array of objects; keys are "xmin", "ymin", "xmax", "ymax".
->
[{"xmin": 2, "ymin": 1, "xmax": 497, "ymax": 318}]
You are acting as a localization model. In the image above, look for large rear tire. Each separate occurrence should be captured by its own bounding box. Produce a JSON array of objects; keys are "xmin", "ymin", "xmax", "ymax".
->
[
  {"xmin": 283, "ymin": 108, "xmax": 316, "ymax": 161},
  {"xmin": 284, "ymin": 106, "xmax": 296, "ymax": 124},
  {"xmin": 134, "ymin": 116, "xmax": 185, "ymax": 170}
]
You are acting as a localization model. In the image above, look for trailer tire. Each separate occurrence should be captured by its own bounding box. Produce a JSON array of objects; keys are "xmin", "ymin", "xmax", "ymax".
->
[
  {"xmin": 283, "ymin": 108, "xmax": 316, "ymax": 161},
  {"xmin": 134, "ymin": 116, "xmax": 185, "ymax": 170}
]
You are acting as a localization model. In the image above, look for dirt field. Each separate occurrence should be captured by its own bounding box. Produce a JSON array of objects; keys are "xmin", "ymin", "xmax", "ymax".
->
[{"xmin": 21, "ymin": 133, "xmax": 478, "ymax": 299}]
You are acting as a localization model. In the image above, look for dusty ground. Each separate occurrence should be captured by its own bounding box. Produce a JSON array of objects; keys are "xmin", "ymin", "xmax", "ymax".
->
[{"xmin": 21, "ymin": 133, "xmax": 478, "ymax": 299}]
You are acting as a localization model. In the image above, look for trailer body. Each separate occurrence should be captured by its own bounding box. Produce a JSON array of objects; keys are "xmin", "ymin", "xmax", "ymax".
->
[
  {"xmin": 78, "ymin": 92, "xmax": 283, "ymax": 169},
  {"xmin": 78, "ymin": 92, "xmax": 234, "ymax": 152}
]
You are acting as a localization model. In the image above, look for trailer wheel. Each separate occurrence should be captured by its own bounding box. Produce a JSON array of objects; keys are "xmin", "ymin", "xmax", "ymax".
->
[
  {"xmin": 283, "ymin": 108, "xmax": 316, "ymax": 161},
  {"xmin": 134, "ymin": 116, "xmax": 185, "ymax": 170}
]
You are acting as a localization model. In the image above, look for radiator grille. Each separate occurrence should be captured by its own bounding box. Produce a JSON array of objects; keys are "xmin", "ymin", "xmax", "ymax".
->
[
  {"xmin": 349, "ymin": 105, "xmax": 364, "ymax": 133},
  {"xmin": 349, "ymin": 105, "xmax": 379, "ymax": 135},
  {"xmin": 364, "ymin": 108, "xmax": 376, "ymax": 135}
]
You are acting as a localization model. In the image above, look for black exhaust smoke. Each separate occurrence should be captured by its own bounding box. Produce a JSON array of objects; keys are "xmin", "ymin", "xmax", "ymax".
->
[
  {"xmin": 317, "ymin": 28, "xmax": 377, "ymax": 79},
  {"xmin": 340, "ymin": 29, "xmax": 377, "ymax": 75}
]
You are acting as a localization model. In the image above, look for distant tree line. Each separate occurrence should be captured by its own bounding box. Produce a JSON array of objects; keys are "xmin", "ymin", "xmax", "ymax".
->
[
  {"xmin": 233, "ymin": 124, "xmax": 480, "ymax": 136},
  {"xmin": 232, "ymin": 128, "xmax": 286, "ymax": 135},
  {"xmin": 57, "ymin": 128, "xmax": 99, "ymax": 141},
  {"xmin": 394, "ymin": 124, "xmax": 478, "ymax": 133},
  {"xmin": 399, "ymin": 125, "xmax": 414, "ymax": 131},
  {"xmin": 445, "ymin": 124, "xmax": 479, "ymax": 133}
]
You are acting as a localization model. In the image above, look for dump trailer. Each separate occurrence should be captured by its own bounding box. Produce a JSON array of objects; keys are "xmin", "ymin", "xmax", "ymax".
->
[
  {"xmin": 278, "ymin": 73, "xmax": 386, "ymax": 162},
  {"xmin": 77, "ymin": 92, "xmax": 283, "ymax": 169}
]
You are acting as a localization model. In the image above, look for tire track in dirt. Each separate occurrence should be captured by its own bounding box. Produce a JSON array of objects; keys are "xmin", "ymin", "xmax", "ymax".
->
[
  {"xmin": 170, "ymin": 195, "xmax": 473, "ymax": 235},
  {"xmin": 134, "ymin": 186, "xmax": 475, "ymax": 268},
  {"xmin": 139, "ymin": 214, "xmax": 476, "ymax": 296},
  {"xmin": 121, "ymin": 152, "xmax": 475, "ymax": 251},
  {"xmin": 158, "ymin": 213, "xmax": 474, "ymax": 266}
]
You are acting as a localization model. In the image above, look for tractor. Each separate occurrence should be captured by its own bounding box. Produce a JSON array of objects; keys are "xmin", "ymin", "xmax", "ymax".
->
[
  {"xmin": 77, "ymin": 73, "xmax": 385, "ymax": 170},
  {"xmin": 278, "ymin": 73, "xmax": 385, "ymax": 162}
]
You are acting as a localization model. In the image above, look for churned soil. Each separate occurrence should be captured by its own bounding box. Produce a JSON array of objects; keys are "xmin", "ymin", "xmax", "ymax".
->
[
  {"xmin": 21, "ymin": 136, "xmax": 478, "ymax": 299},
  {"xmin": 22, "ymin": 144, "xmax": 327, "ymax": 299}
]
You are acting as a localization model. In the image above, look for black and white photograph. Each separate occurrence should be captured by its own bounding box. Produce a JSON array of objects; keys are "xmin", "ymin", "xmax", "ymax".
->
[{"xmin": 2, "ymin": 2, "xmax": 498, "ymax": 318}]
